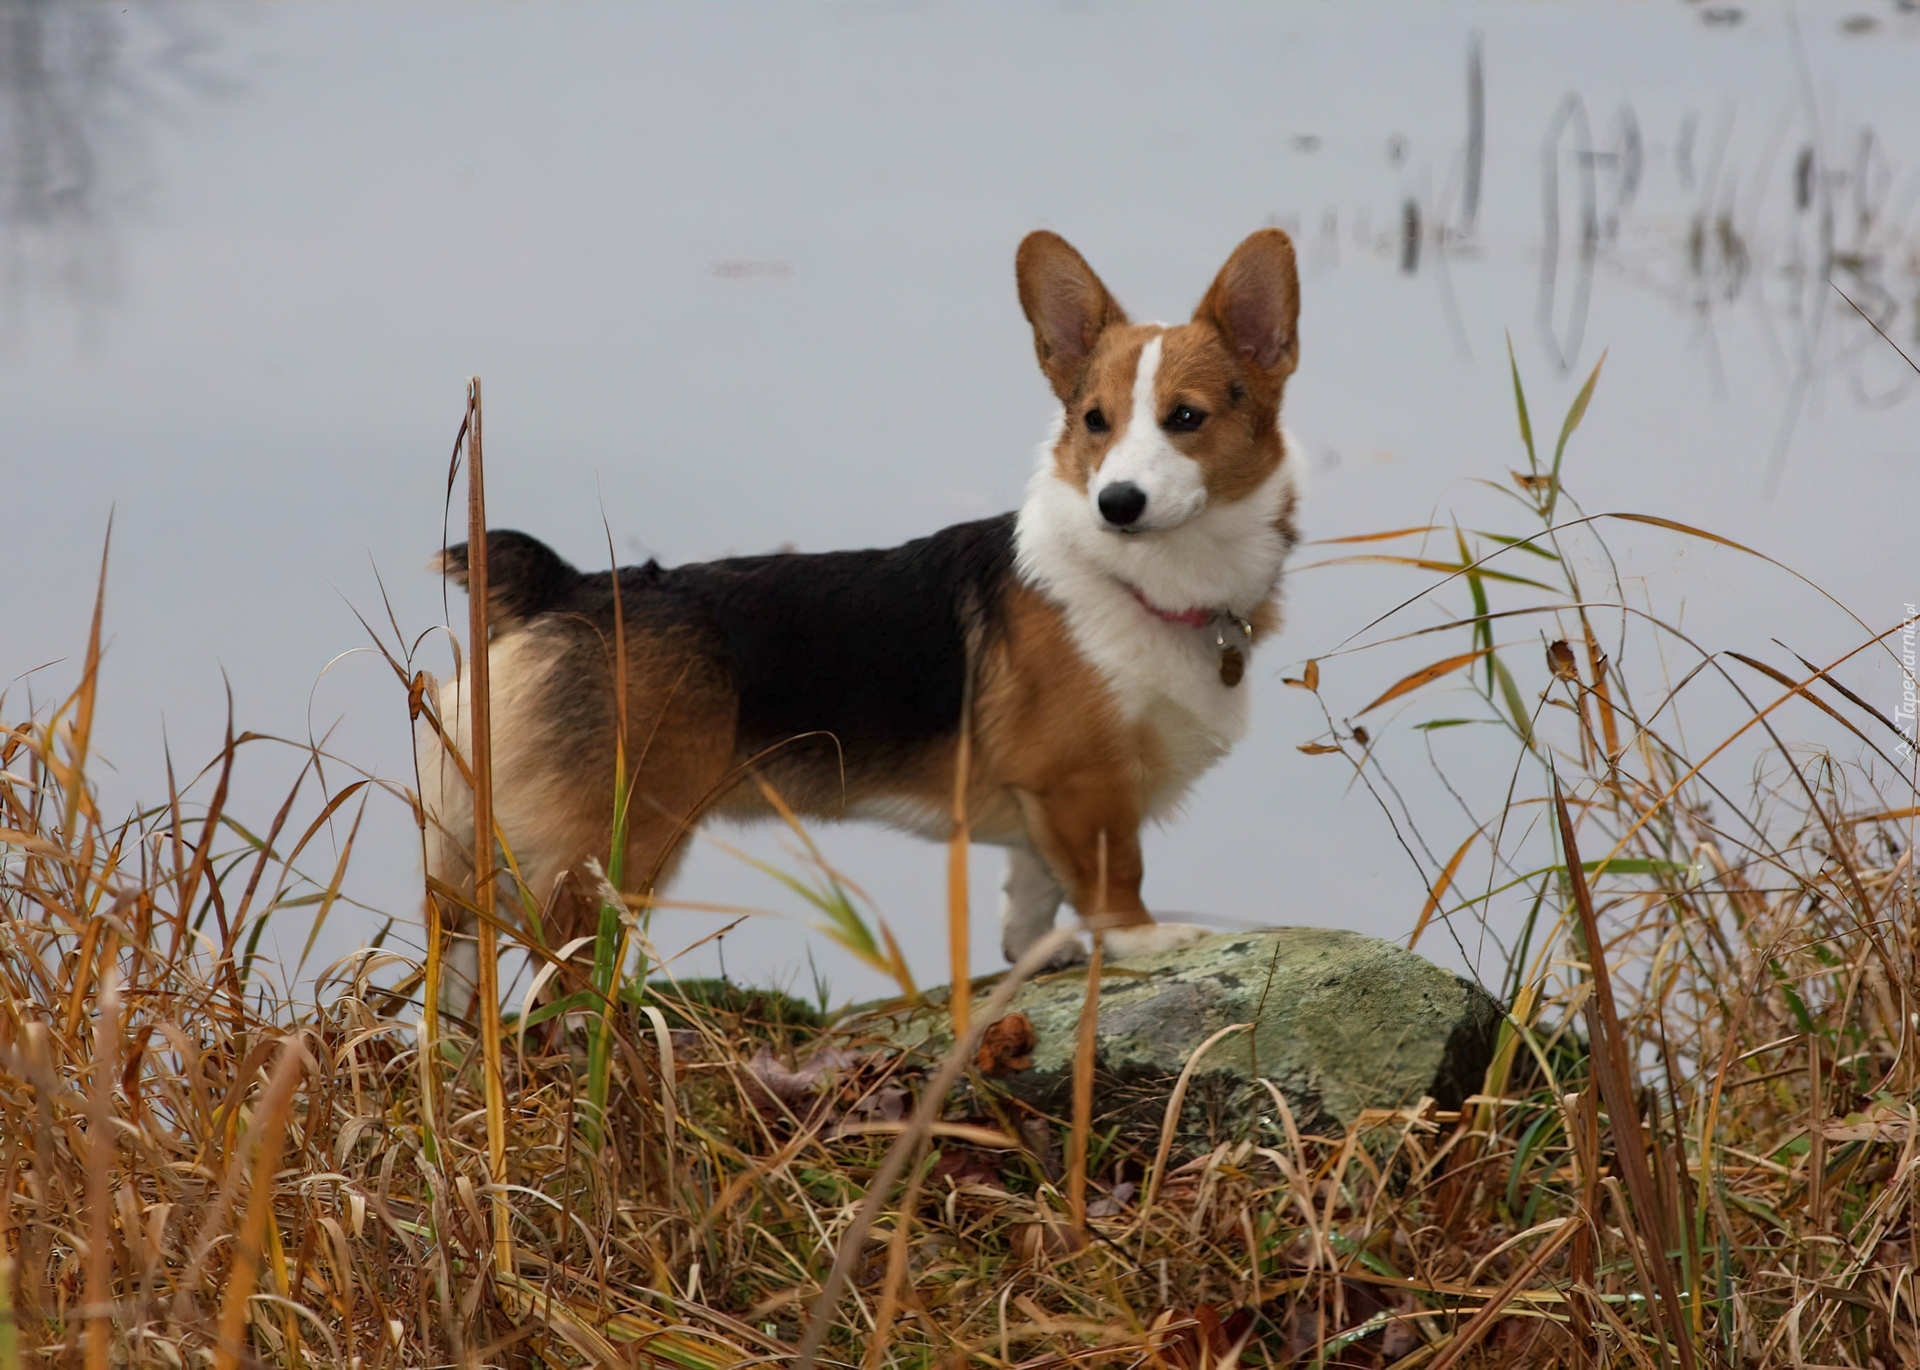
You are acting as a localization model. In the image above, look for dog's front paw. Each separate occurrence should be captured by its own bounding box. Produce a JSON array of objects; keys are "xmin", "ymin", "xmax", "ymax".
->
[
  {"xmin": 1006, "ymin": 935, "xmax": 1088, "ymax": 974},
  {"xmin": 1103, "ymin": 922, "xmax": 1213, "ymax": 961}
]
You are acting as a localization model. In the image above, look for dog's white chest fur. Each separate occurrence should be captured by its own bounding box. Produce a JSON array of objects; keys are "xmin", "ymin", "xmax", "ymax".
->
[{"xmin": 1014, "ymin": 423, "xmax": 1299, "ymax": 818}]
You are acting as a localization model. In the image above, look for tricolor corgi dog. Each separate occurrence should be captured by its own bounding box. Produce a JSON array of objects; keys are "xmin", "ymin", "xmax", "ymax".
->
[{"xmin": 421, "ymin": 228, "xmax": 1301, "ymax": 1007}]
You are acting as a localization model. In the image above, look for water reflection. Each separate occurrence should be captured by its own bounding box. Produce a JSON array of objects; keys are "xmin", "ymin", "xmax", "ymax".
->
[
  {"xmin": 0, "ymin": 0, "xmax": 224, "ymax": 330},
  {"xmin": 1538, "ymin": 93, "xmax": 1598, "ymax": 372},
  {"xmin": 1319, "ymin": 34, "xmax": 1920, "ymax": 485}
]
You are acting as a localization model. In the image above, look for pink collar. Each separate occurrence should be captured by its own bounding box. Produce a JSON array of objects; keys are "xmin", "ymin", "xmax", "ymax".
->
[{"xmin": 1129, "ymin": 585, "xmax": 1214, "ymax": 628}]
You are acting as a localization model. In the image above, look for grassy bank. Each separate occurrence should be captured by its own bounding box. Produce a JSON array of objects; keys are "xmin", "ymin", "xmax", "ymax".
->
[{"xmin": 3, "ymin": 364, "xmax": 1916, "ymax": 1368}]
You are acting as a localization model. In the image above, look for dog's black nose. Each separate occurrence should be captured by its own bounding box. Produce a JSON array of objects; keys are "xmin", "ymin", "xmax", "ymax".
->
[{"xmin": 1098, "ymin": 482, "xmax": 1148, "ymax": 526}]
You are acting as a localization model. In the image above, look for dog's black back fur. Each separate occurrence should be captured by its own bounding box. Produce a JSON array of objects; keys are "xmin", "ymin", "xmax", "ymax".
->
[{"xmin": 441, "ymin": 516, "xmax": 1018, "ymax": 767}]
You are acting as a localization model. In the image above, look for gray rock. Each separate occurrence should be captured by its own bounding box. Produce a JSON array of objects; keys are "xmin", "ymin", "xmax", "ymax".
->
[{"xmin": 840, "ymin": 928, "xmax": 1504, "ymax": 1151}]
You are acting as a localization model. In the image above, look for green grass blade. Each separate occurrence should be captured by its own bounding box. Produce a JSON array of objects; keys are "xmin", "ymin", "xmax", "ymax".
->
[
  {"xmin": 1491, "ymin": 651, "xmax": 1534, "ymax": 747},
  {"xmin": 1507, "ymin": 332, "xmax": 1537, "ymax": 472},
  {"xmin": 1546, "ymin": 349, "xmax": 1606, "ymax": 521},
  {"xmin": 1457, "ymin": 527, "xmax": 1495, "ymax": 691}
]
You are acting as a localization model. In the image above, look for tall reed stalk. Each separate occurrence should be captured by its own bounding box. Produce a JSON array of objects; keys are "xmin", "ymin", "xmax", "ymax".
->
[{"xmin": 460, "ymin": 376, "xmax": 514, "ymax": 1284}]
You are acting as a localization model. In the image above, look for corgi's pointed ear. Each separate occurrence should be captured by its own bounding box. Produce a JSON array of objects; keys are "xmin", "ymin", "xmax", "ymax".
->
[
  {"xmin": 1016, "ymin": 231, "xmax": 1128, "ymax": 401},
  {"xmin": 1194, "ymin": 229, "xmax": 1300, "ymax": 382}
]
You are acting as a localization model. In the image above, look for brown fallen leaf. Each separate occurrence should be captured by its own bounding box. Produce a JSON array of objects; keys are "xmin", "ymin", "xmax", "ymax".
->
[
  {"xmin": 1148, "ymin": 1303, "xmax": 1254, "ymax": 1369},
  {"xmin": 1008, "ymin": 1217, "xmax": 1086, "ymax": 1265},
  {"xmin": 975, "ymin": 1012, "xmax": 1036, "ymax": 1075},
  {"xmin": 743, "ymin": 1044, "xmax": 863, "ymax": 1115},
  {"xmin": 844, "ymin": 1083, "xmax": 908, "ymax": 1124},
  {"xmin": 1084, "ymin": 1180, "xmax": 1135, "ymax": 1218},
  {"xmin": 930, "ymin": 1144, "xmax": 1002, "ymax": 1189}
]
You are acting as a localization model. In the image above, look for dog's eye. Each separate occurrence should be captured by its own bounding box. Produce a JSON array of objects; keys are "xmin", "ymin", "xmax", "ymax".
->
[
  {"xmin": 1085, "ymin": 408, "xmax": 1109, "ymax": 434},
  {"xmin": 1165, "ymin": 404, "xmax": 1207, "ymax": 433}
]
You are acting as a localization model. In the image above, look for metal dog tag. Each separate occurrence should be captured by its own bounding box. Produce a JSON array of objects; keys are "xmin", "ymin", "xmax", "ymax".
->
[{"xmin": 1214, "ymin": 615, "xmax": 1253, "ymax": 688}]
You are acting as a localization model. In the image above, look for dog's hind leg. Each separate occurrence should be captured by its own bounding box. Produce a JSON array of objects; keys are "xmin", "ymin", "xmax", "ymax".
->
[
  {"xmin": 416, "ymin": 680, "xmax": 484, "ymax": 1025},
  {"xmin": 540, "ymin": 678, "xmax": 741, "ymax": 965}
]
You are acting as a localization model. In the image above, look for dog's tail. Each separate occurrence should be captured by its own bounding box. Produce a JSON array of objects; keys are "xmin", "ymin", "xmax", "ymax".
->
[{"xmin": 433, "ymin": 530, "xmax": 579, "ymax": 628}]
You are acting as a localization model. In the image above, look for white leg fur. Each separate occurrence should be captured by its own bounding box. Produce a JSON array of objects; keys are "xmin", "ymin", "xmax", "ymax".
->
[
  {"xmin": 999, "ymin": 844, "xmax": 1075, "ymax": 964},
  {"xmin": 1103, "ymin": 921, "xmax": 1213, "ymax": 960},
  {"xmin": 414, "ymin": 669, "xmax": 485, "ymax": 1022},
  {"xmin": 440, "ymin": 933, "xmax": 481, "ymax": 1022}
]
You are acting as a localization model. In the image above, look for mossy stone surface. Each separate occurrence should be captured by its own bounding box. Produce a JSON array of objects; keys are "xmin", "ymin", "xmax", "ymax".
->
[{"xmin": 844, "ymin": 928, "xmax": 1503, "ymax": 1148}]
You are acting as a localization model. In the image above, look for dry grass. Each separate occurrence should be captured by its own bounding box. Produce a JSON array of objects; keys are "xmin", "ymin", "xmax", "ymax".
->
[{"xmin": 3, "ymin": 363, "xmax": 1918, "ymax": 1368}]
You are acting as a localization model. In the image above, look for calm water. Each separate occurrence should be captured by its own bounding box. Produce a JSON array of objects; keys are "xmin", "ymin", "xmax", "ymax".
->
[{"xmin": 5, "ymin": 0, "xmax": 1918, "ymax": 1001}]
